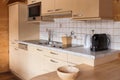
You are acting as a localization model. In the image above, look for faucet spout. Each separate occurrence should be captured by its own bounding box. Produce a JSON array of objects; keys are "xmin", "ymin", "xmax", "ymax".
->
[{"xmin": 48, "ymin": 29, "xmax": 53, "ymax": 44}]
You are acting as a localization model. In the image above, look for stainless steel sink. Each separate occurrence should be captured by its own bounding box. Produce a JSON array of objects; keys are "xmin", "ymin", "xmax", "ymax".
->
[{"xmin": 24, "ymin": 40, "xmax": 83, "ymax": 49}]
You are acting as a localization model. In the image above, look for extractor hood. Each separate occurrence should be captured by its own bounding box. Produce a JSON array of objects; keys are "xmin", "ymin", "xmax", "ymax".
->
[{"xmin": 42, "ymin": 11, "xmax": 72, "ymax": 18}]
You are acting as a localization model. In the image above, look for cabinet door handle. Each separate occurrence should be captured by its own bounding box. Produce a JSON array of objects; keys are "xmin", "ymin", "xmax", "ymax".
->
[
  {"xmin": 50, "ymin": 52, "xmax": 58, "ymax": 55},
  {"xmin": 50, "ymin": 59, "xmax": 58, "ymax": 63},
  {"xmin": 55, "ymin": 9, "xmax": 62, "ymax": 11},
  {"xmin": 32, "ymin": 0, "xmax": 36, "ymax": 3},
  {"xmin": 47, "ymin": 10, "xmax": 54, "ymax": 12},
  {"xmin": 73, "ymin": 14, "xmax": 83, "ymax": 17},
  {"xmin": 37, "ymin": 49, "xmax": 42, "ymax": 51}
]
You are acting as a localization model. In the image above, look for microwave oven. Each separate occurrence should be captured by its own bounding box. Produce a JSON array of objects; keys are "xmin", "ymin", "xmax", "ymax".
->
[{"xmin": 28, "ymin": 2, "xmax": 41, "ymax": 21}]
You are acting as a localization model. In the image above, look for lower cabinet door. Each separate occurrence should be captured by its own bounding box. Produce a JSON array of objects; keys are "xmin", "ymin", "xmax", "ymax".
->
[
  {"xmin": 9, "ymin": 46, "xmax": 20, "ymax": 74},
  {"xmin": 17, "ymin": 49, "xmax": 29, "ymax": 80},
  {"xmin": 28, "ymin": 45, "xmax": 46, "ymax": 79},
  {"xmin": 28, "ymin": 52, "xmax": 43, "ymax": 79}
]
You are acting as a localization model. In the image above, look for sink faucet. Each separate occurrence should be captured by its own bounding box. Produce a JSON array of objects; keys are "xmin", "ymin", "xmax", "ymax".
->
[{"xmin": 48, "ymin": 29, "xmax": 53, "ymax": 44}]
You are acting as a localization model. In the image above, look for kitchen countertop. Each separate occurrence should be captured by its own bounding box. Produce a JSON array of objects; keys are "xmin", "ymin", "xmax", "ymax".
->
[
  {"xmin": 17, "ymin": 40, "xmax": 120, "ymax": 59},
  {"xmin": 31, "ymin": 59, "xmax": 120, "ymax": 80}
]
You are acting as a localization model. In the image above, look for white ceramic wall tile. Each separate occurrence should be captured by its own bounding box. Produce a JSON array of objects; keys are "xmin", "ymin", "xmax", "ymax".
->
[
  {"xmin": 108, "ymin": 29, "xmax": 114, "ymax": 35},
  {"xmin": 39, "ymin": 18, "xmax": 120, "ymax": 50},
  {"xmin": 94, "ymin": 29, "xmax": 102, "ymax": 34},
  {"xmin": 101, "ymin": 20, "xmax": 109, "ymax": 29},
  {"xmin": 111, "ymin": 43, "xmax": 120, "ymax": 49},
  {"xmin": 114, "ymin": 22, "xmax": 120, "ymax": 29},
  {"xmin": 113, "ymin": 29, "xmax": 120, "ymax": 36},
  {"xmin": 113, "ymin": 36, "xmax": 120, "ymax": 43},
  {"xmin": 95, "ymin": 20, "xmax": 102, "ymax": 26},
  {"xmin": 110, "ymin": 43, "xmax": 114, "ymax": 49},
  {"xmin": 107, "ymin": 20, "xmax": 114, "ymax": 29},
  {"xmin": 110, "ymin": 36, "xmax": 114, "ymax": 43}
]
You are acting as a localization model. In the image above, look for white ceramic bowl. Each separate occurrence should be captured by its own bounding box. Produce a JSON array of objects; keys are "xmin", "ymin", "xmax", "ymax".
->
[{"xmin": 57, "ymin": 66, "xmax": 80, "ymax": 80}]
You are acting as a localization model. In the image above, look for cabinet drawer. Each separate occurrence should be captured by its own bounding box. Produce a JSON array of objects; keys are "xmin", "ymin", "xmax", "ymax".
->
[
  {"xmin": 29, "ymin": 45, "xmax": 44, "ymax": 52},
  {"xmin": 45, "ymin": 50, "xmax": 67, "ymax": 61},
  {"xmin": 43, "ymin": 56, "xmax": 76, "ymax": 73},
  {"xmin": 28, "ymin": 45, "xmax": 49, "ymax": 57},
  {"xmin": 43, "ymin": 56, "xmax": 67, "ymax": 72}
]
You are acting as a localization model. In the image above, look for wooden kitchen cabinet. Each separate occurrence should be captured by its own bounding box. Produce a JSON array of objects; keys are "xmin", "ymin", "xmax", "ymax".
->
[
  {"xmin": 28, "ymin": 45, "xmax": 68, "ymax": 78},
  {"xmin": 9, "ymin": 3, "xmax": 39, "ymax": 79},
  {"xmin": 28, "ymin": 0, "xmax": 113, "ymax": 20},
  {"xmin": 9, "ymin": 3, "xmax": 19, "ymax": 42},
  {"xmin": 41, "ymin": 0, "xmax": 74, "ymax": 15},
  {"xmin": 27, "ymin": 0, "xmax": 74, "ymax": 14},
  {"xmin": 9, "ymin": 46, "xmax": 20, "ymax": 74},
  {"xmin": 28, "ymin": 45, "xmax": 49, "ymax": 79},
  {"xmin": 42, "ymin": 0, "xmax": 55, "ymax": 14},
  {"xmin": 54, "ymin": 0, "xmax": 75, "ymax": 12},
  {"xmin": 9, "ymin": 2, "xmax": 39, "ymax": 44},
  {"xmin": 17, "ymin": 48, "xmax": 29, "ymax": 80},
  {"xmin": 9, "ymin": 44, "xmax": 29, "ymax": 80},
  {"xmin": 113, "ymin": 0, "xmax": 120, "ymax": 21},
  {"xmin": 72, "ymin": 0, "xmax": 113, "ymax": 20},
  {"xmin": 27, "ymin": 44, "xmax": 75, "ymax": 79}
]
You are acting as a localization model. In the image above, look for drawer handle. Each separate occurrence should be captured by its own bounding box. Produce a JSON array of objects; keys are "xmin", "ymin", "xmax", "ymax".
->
[
  {"xmin": 37, "ymin": 49, "xmax": 42, "ymax": 51},
  {"xmin": 12, "ymin": 42, "xmax": 15, "ymax": 44},
  {"xmin": 15, "ymin": 48, "xmax": 18, "ymax": 50},
  {"xmin": 50, "ymin": 52, "xmax": 58, "ymax": 55},
  {"xmin": 55, "ymin": 9, "xmax": 62, "ymax": 11},
  {"xmin": 47, "ymin": 10, "xmax": 54, "ymax": 12},
  {"xmin": 50, "ymin": 59, "xmax": 58, "ymax": 63}
]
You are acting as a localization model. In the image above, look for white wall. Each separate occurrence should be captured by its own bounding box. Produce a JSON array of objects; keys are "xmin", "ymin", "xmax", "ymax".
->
[{"xmin": 40, "ymin": 18, "xmax": 120, "ymax": 50}]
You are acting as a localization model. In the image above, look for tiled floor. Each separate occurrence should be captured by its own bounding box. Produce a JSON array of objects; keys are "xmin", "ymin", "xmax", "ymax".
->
[{"xmin": 0, "ymin": 72, "xmax": 21, "ymax": 80}]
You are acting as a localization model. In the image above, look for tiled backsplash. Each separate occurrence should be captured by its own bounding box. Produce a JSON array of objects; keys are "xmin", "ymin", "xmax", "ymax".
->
[{"xmin": 40, "ymin": 18, "xmax": 120, "ymax": 50}]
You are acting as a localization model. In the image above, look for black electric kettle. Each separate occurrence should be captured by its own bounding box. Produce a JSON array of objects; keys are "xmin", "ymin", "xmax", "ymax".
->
[{"xmin": 91, "ymin": 34, "xmax": 110, "ymax": 51}]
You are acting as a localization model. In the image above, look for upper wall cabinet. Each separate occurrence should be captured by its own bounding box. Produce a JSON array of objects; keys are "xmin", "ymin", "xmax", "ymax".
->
[
  {"xmin": 54, "ymin": 0, "xmax": 75, "ymax": 12},
  {"xmin": 42, "ymin": 0, "xmax": 55, "ymax": 14},
  {"xmin": 27, "ymin": 0, "xmax": 113, "ymax": 20},
  {"xmin": 113, "ymin": 0, "xmax": 120, "ymax": 21},
  {"xmin": 41, "ymin": 0, "xmax": 75, "ymax": 15},
  {"xmin": 72, "ymin": 0, "xmax": 113, "ymax": 20}
]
